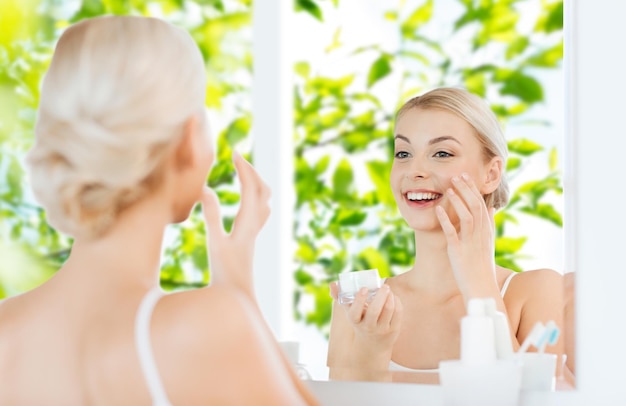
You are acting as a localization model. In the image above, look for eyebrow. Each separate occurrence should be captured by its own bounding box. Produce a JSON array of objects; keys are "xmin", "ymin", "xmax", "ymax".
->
[{"xmin": 394, "ymin": 135, "xmax": 462, "ymax": 146}]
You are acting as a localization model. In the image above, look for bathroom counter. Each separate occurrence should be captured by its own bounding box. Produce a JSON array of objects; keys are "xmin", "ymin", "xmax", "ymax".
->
[{"xmin": 307, "ymin": 380, "xmax": 578, "ymax": 406}]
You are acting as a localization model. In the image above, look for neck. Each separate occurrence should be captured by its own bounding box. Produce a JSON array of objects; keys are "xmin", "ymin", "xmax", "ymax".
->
[
  {"xmin": 402, "ymin": 230, "xmax": 460, "ymax": 294},
  {"xmin": 57, "ymin": 194, "xmax": 172, "ymax": 292}
]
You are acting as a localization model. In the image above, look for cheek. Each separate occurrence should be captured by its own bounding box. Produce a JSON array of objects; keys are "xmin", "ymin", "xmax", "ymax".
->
[{"xmin": 389, "ymin": 166, "xmax": 402, "ymax": 192}]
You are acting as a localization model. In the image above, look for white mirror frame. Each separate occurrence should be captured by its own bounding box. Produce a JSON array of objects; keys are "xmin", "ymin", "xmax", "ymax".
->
[{"xmin": 252, "ymin": 0, "xmax": 626, "ymax": 403}]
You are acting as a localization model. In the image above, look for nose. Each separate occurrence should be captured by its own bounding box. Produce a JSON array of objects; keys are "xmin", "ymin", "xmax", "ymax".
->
[{"xmin": 406, "ymin": 158, "xmax": 428, "ymax": 180}]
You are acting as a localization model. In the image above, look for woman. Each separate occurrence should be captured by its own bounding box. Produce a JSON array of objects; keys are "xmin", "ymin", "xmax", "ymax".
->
[
  {"xmin": 327, "ymin": 87, "xmax": 565, "ymax": 382},
  {"xmin": 0, "ymin": 16, "xmax": 319, "ymax": 405}
]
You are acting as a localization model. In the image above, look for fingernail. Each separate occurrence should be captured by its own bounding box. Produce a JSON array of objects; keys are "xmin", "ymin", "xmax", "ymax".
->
[
  {"xmin": 447, "ymin": 188, "xmax": 455, "ymax": 195},
  {"xmin": 461, "ymin": 172, "xmax": 470, "ymax": 180},
  {"xmin": 359, "ymin": 287, "xmax": 368, "ymax": 295},
  {"xmin": 452, "ymin": 176, "xmax": 460, "ymax": 183},
  {"xmin": 232, "ymin": 150, "xmax": 241, "ymax": 161}
]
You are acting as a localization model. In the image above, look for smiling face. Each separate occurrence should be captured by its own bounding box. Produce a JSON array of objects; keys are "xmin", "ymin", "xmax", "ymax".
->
[{"xmin": 390, "ymin": 107, "xmax": 500, "ymax": 232}]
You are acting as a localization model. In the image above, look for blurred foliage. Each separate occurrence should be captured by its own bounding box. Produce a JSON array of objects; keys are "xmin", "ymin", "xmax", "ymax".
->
[
  {"xmin": 1, "ymin": 0, "xmax": 564, "ymax": 346},
  {"xmin": 293, "ymin": 0, "xmax": 564, "ymax": 335},
  {"xmin": 0, "ymin": 0, "xmax": 252, "ymax": 297}
]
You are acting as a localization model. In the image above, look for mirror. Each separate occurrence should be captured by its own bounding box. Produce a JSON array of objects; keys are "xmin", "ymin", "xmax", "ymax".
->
[
  {"xmin": 0, "ymin": 0, "xmax": 576, "ymax": 394},
  {"xmin": 289, "ymin": 0, "xmax": 571, "ymax": 387}
]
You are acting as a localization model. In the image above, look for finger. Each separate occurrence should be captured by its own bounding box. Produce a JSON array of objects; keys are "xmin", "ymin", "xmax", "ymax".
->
[
  {"xmin": 454, "ymin": 173, "xmax": 490, "ymax": 226},
  {"xmin": 445, "ymin": 187, "xmax": 473, "ymax": 237},
  {"xmin": 230, "ymin": 152, "xmax": 271, "ymax": 236},
  {"xmin": 377, "ymin": 290, "xmax": 396, "ymax": 328},
  {"xmin": 345, "ymin": 287, "xmax": 369, "ymax": 325},
  {"xmin": 460, "ymin": 172, "xmax": 484, "ymax": 201},
  {"xmin": 362, "ymin": 285, "xmax": 390, "ymax": 326},
  {"xmin": 329, "ymin": 281, "xmax": 339, "ymax": 300},
  {"xmin": 436, "ymin": 205, "xmax": 459, "ymax": 247},
  {"xmin": 200, "ymin": 186, "xmax": 225, "ymax": 238},
  {"xmin": 390, "ymin": 294, "xmax": 403, "ymax": 331},
  {"xmin": 451, "ymin": 175, "xmax": 483, "ymax": 215}
]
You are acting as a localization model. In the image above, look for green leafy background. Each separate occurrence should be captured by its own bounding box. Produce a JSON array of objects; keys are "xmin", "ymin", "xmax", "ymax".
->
[{"xmin": 0, "ymin": 0, "xmax": 563, "ymax": 342}]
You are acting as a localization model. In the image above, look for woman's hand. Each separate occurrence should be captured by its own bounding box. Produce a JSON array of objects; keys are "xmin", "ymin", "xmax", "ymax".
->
[
  {"xmin": 329, "ymin": 281, "xmax": 403, "ymax": 367},
  {"xmin": 435, "ymin": 173, "xmax": 498, "ymax": 300},
  {"xmin": 200, "ymin": 152, "xmax": 271, "ymax": 297}
]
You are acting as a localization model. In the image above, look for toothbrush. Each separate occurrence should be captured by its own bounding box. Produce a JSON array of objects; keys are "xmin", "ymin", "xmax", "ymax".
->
[
  {"xmin": 538, "ymin": 321, "xmax": 560, "ymax": 353},
  {"xmin": 517, "ymin": 321, "xmax": 545, "ymax": 353}
]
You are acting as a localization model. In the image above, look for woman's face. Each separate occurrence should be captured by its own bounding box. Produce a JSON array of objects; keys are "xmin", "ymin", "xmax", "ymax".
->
[{"xmin": 390, "ymin": 107, "xmax": 495, "ymax": 232}]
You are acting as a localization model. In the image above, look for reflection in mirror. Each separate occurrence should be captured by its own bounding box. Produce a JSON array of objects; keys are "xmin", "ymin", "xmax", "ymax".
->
[{"xmin": 291, "ymin": 0, "xmax": 570, "ymax": 388}]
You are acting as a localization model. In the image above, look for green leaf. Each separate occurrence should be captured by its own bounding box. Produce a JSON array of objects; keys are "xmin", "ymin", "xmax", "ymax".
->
[
  {"xmin": 524, "ymin": 42, "xmax": 563, "ymax": 68},
  {"xmin": 506, "ymin": 156, "xmax": 522, "ymax": 171},
  {"xmin": 294, "ymin": 268, "xmax": 314, "ymax": 285},
  {"xmin": 331, "ymin": 208, "xmax": 367, "ymax": 226},
  {"xmin": 508, "ymin": 138, "xmax": 543, "ymax": 156},
  {"xmin": 332, "ymin": 159, "xmax": 354, "ymax": 201},
  {"xmin": 549, "ymin": 147, "xmax": 558, "ymax": 171},
  {"xmin": 295, "ymin": 0, "xmax": 323, "ymax": 21},
  {"xmin": 354, "ymin": 247, "xmax": 391, "ymax": 278},
  {"xmin": 400, "ymin": 0, "xmax": 433, "ymax": 37},
  {"xmin": 216, "ymin": 190, "xmax": 240, "ymax": 205},
  {"xmin": 464, "ymin": 72, "xmax": 487, "ymax": 97},
  {"xmin": 520, "ymin": 203, "xmax": 563, "ymax": 227},
  {"xmin": 225, "ymin": 115, "xmax": 251, "ymax": 146},
  {"xmin": 495, "ymin": 236, "xmax": 527, "ymax": 255},
  {"xmin": 303, "ymin": 283, "xmax": 333, "ymax": 328},
  {"xmin": 296, "ymin": 240, "xmax": 317, "ymax": 263},
  {"xmin": 295, "ymin": 61, "xmax": 310, "ymax": 78},
  {"xmin": 70, "ymin": 0, "xmax": 106, "ymax": 21},
  {"xmin": 366, "ymin": 161, "xmax": 394, "ymax": 206},
  {"xmin": 534, "ymin": 1, "xmax": 563, "ymax": 33},
  {"xmin": 314, "ymin": 155, "xmax": 331, "ymax": 175},
  {"xmin": 339, "ymin": 131, "xmax": 374, "ymax": 152},
  {"xmin": 367, "ymin": 54, "xmax": 392, "ymax": 88},
  {"xmin": 499, "ymin": 72, "xmax": 544, "ymax": 103},
  {"xmin": 506, "ymin": 36, "xmax": 529, "ymax": 60},
  {"xmin": 325, "ymin": 27, "xmax": 342, "ymax": 53}
]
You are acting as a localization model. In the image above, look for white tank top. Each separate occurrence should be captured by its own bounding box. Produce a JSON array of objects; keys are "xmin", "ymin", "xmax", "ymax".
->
[{"xmin": 135, "ymin": 288, "xmax": 173, "ymax": 406}]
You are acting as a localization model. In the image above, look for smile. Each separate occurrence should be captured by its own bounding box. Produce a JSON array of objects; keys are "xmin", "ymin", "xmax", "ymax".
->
[{"xmin": 406, "ymin": 192, "xmax": 442, "ymax": 202}]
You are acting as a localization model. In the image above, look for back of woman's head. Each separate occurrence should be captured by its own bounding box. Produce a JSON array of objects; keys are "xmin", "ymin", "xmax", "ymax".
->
[
  {"xmin": 26, "ymin": 16, "xmax": 206, "ymax": 239},
  {"xmin": 396, "ymin": 87, "xmax": 510, "ymax": 209}
]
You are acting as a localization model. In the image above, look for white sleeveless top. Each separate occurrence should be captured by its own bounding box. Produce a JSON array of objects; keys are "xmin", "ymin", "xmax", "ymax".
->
[
  {"xmin": 135, "ymin": 288, "xmax": 173, "ymax": 406},
  {"xmin": 388, "ymin": 272, "xmax": 518, "ymax": 372}
]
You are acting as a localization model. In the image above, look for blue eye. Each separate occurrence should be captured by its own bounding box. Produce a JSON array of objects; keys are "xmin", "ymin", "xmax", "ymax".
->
[
  {"xmin": 434, "ymin": 151, "xmax": 452, "ymax": 158},
  {"xmin": 395, "ymin": 151, "xmax": 410, "ymax": 159}
]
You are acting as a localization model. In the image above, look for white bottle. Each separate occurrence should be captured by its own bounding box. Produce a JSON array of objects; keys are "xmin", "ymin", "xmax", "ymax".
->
[
  {"xmin": 280, "ymin": 341, "xmax": 312, "ymax": 380},
  {"xmin": 461, "ymin": 298, "xmax": 497, "ymax": 366},
  {"xmin": 483, "ymin": 297, "xmax": 514, "ymax": 360}
]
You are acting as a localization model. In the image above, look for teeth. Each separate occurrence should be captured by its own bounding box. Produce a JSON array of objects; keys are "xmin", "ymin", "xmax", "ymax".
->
[{"xmin": 407, "ymin": 192, "xmax": 440, "ymax": 201}]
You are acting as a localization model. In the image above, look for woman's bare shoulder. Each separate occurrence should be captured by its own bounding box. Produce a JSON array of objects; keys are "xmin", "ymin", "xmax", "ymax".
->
[
  {"xmin": 513, "ymin": 267, "xmax": 563, "ymax": 286},
  {"xmin": 156, "ymin": 285, "xmax": 256, "ymax": 351},
  {"xmin": 500, "ymin": 267, "xmax": 563, "ymax": 314},
  {"xmin": 153, "ymin": 286, "xmax": 307, "ymax": 404}
]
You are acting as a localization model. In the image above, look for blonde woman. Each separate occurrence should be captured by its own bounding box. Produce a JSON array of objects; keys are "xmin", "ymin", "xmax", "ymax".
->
[
  {"xmin": 0, "ymin": 16, "xmax": 319, "ymax": 405},
  {"xmin": 327, "ymin": 87, "xmax": 567, "ymax": 383}
]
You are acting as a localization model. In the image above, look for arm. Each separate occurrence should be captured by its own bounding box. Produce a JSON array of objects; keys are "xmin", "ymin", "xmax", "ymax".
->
[
  {"xmin": 509, "ymin": 269, "xmax": 567, "ymax": 379},
  {"xmin": 196, "ymin": 152, "xmax": 319, "ymax": 405},
  {"xmin": 435, "ymin": 174, "xmax": 515, "ymax": 330}
]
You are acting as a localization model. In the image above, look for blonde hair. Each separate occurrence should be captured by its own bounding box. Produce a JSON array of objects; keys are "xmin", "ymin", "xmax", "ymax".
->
[
  {"xmin": 26, "ymin": 16, "xmax": 206, "ymax": 239},
  {"xmin": 396, "ymin": 87, "xmax": 509, "ymax": 209}
]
